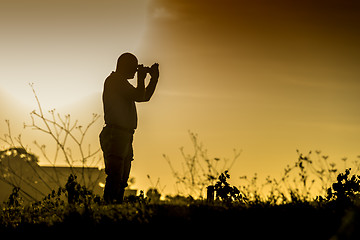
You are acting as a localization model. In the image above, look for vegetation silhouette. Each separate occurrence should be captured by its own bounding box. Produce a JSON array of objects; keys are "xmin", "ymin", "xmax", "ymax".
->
[
  {"xmin": 1, "ymin": 169, "xmax": 359, "ymax": 238},
  {"xmin": 163, "ymin": 131, "xmax": 241, "ymax": 198},
  {"xmin": 1, "ymin": 118, "xmax": 360, "ymax": 238},
  {"xmin": 2, "ymin": 82, "xmax": 360, "ymax": 238}
]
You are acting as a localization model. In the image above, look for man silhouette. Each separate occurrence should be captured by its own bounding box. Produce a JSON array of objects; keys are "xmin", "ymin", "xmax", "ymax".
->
[{"xmin": 99, "ymin": 53, "xmax": 159, "ymax": 203}]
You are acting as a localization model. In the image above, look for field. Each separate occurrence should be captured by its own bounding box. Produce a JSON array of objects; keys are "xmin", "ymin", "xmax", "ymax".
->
[
  {"xmin": 1, "ymin": 171, "xmax": 360, "ymax": 239},
  {"xmin": 0, "ymin": 201, "xmax": 347, "ymax": 238},
  {"xmin": 1, "ymin": 98, "xmax": 360, "ymax": 239}
]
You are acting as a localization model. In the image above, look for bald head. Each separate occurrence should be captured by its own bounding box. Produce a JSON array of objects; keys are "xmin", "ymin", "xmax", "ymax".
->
[{"xmin": 116, "ymin": 53, "xmax": 138, "ymax": 79}]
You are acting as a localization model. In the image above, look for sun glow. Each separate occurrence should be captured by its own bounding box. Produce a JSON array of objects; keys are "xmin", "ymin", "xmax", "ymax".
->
[{"xmin": 0, "ymin": 0, "xmax": 149, "ymax": 109}]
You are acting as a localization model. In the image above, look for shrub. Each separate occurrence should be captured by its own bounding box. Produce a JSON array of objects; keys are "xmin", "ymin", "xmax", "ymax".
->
[
  {"xmin": 210, "ymin": 170, "xmax": 246, "ymax": 203},
  {"xmin": 327, "ymin": 168, "xmax": 360, "ymax": 203}
]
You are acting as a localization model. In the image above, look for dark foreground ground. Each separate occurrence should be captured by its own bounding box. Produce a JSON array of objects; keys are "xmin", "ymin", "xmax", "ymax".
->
[{"xmin": 1, "ymin": 200, "xmax": 359, "ymax": 239}]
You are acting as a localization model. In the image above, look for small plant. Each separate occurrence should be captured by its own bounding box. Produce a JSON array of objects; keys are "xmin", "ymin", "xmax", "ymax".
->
[
  {"xmin": 327, "ymin": 168, "xmax": 360, "ymax": 203},
  {"xmin": 64, "ymin": 174, "xmax": 99, "ymax": 204},
  {"xmin": 125, "ymin": 190, "xmax": 147, "ymax": 204},
  {"xmin": 146, "ymin": 188, "xmax": 161, "ymax": 203},
  {"xmin": 6, "ymin": 187, "xmax": 23, "ymax": 207},
  {"xmin": 164, "ymin": 131, "xmax": 241, "ymax": 198},
  {"xmin": 213, "ymin": 170, "xmax": 245, "ymax": 203}
]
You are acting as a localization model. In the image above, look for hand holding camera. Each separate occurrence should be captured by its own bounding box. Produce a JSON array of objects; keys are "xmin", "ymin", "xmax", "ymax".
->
[
  {"xmin": 150, "ymin": 63, "xmax": 159, "ymax": 79},
  {"xmin": 137, "ymin": 63, "xmax": 159, "ymax": 80},
  {"xmin": 137, "ymin": 64, "xmax": 148, "ymax": 80}
]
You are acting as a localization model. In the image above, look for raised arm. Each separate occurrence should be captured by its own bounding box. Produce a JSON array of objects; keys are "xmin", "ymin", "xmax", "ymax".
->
[
  {"xmin": 137, "ymin": 63, "xmax": 159, "ymax": 102},
  {"xmin": 122, "ymin": 65, "xmax": 146, "ymax": 102},
  {"xmin": 134, "ymin": 65, "xmax": 146, "ymax": 101}
]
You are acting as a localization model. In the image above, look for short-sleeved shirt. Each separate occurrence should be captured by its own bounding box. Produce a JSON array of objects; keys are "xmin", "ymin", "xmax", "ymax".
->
[{"xmin": 102, "ymin": 72, "xmax": 138, "ymax": 130}]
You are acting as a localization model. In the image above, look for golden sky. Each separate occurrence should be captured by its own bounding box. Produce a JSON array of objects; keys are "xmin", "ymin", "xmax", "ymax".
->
[{"xmin": 1, "ymin": 0, "xmax": 360, "ymax": 193}]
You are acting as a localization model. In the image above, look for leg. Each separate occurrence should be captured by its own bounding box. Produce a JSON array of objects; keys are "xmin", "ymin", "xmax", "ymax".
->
[
  {"xmin": 103, "ymin": 154, "xmax": 122, "ymax": 203},
  {"xmin": 100, "ymin": 127, "xmax": 134, "ymax": 203},
  {"xmin": 112, "ymin": 143, "xmax": 133, "ymax": 202},
  {"xmin": 121, "ymin": 158, "xmax": 132, "ymax": 187},
  {"xmin": 103, "ymin": 174, "xmax": 115, "ymax": 203},
  {"xmin": 103, "ymin": 155, "xmax": 132, "ymax": 203}
]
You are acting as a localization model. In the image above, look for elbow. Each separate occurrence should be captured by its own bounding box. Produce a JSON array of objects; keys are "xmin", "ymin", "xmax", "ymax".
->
[
  {"xmin": 137, "ymin": 91, "xmax": 152, "ymax": 102},
  {"xmin": 136, "ymin": 96, "xmax": 150, "ymax": 102},
  {"xmin": 135, "ymin": 94, "xmax": 150, "ymax": 102}
]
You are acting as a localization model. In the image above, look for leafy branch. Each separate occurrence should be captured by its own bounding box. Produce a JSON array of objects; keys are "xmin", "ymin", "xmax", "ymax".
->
[{"xmin": 164, "ymin": 131, "xmax": 241, "ymax": 198}]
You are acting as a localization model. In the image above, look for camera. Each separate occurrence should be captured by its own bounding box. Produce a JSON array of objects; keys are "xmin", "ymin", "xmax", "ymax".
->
[{"xmin": 137, "ymin": 65, "xmax": 151, "ymax": 73}]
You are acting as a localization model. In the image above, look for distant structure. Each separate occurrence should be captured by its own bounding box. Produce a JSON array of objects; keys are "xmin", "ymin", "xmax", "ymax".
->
[{"xmin": 0, "ymin": 148, "xmax": 136, "ymax": 202}]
